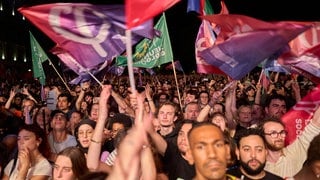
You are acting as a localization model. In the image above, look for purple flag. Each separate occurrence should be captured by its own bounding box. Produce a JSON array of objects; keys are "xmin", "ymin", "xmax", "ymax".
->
[
  {"xmin": 19, "ymin": 3, "xmax": 156, "ymax": 72},
  {"xmin": 200, "ymin": 21, "xmax": 310, "ymax": 79}
]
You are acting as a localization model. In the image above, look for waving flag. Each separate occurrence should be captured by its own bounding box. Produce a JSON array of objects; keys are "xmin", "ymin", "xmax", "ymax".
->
[
  {"xmin": 116, "ymin": 14, "xmax": 173, "ymax": 68},
  {"xmin": 19, "ymin": 3, "xmax": 156, "ymax": 73},
  {"xmin": 30, "ymin": 31, "xmax": 49, "ymax": 85},
  {"xmin": 200, "ymin": 14, "xmax": 311, "ymax": 79},
  {"xmin": 165, "ymin": 60, "xmax": 184, "ymax": 72},
  {"xmin": 125, "ymin": 0, "xmax": 180, "ymax": 29},
  {"xmin": 282, "ymin": 84, "xmax": 320, "ymax": 145},
  {"xmin": 194, "ymin": 0, "xmax": 226, "ymax": 75}
]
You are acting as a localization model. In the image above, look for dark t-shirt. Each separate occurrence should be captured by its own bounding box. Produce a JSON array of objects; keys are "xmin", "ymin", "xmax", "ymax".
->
[
  {"xmin": 163, "ymin": 141, "xmax": 195, "ymax": 180},
  {"xmin": 227, "ymin": 168, "xmax": 284, "ymax": 180}
]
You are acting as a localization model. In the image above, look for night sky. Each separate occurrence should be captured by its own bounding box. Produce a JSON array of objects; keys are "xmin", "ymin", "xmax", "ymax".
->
[{"xmin": 0, "ymin": 0, "xmax": 319, "ymax": 74}]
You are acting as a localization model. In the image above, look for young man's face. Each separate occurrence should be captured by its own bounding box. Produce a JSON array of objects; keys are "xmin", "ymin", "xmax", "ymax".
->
[
  {"xmin": 237, "ymin": 135, "xmax": 267, "ymax": 176},
  {"xmin": 263, "ymin": 121, "xmax": 286, "ymax": 151},
  {"xmin": 187, "ymin": 125, "xmax": 227, "ymax": 180},
  {"xmin": 265, "ymin": 99, "xmax": 286, "ymax": 118}
]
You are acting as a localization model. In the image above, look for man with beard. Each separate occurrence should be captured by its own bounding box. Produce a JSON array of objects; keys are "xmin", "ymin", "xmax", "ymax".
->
[
  {"xmin": 148, "ymin": 119, "xmax": 196, "ymax": 180},
  {"xmin": 228, "ymin": 128, "xmax": 283, "ymax": 179},
  {"xmin": 259, "ymin": 106, "xmax": 320, "ymax": 178}
]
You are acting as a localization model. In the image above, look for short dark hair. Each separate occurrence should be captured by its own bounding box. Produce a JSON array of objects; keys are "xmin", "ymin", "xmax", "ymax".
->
[
  {"xmin": 263, "ymin": 94, "xmax": 287, "ymax": 109},
  {"xmin": 258, "ymin": 116, "xmax": 285, "ymax": 132},
  {"xmin": 188, "ymin": 122, "xmax": 222, "ymax": 140},
  {"xmin": 234, "ymin": 128, "xmax": 265, "ymax": 148}
]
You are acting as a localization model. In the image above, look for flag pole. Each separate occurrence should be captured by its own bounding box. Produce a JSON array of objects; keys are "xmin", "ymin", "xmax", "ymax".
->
[
  {"xmin": 64, "ymin": 56, "xmax": 103, "ymax": 87},
  {"xmin": 171, "ymin": 60, "xmax": 183, "ymax": 111},
  {"xmin": 47, "ymin": 58, "xmax": 72, "ymax": 93},
  {"xmin": 258, "ymin": 68, "xmax": 264, "ymax": 84},
  {"xmin": 126, "ymin": 29, "xmax": 136, "ymax": 92}
]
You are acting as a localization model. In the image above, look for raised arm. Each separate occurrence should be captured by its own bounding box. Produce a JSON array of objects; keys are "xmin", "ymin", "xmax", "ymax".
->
[
  {"xmin": 108, "ymin": 88, "xmax": 156, "ymax": 180},
  {"xmin": 197, "ymin": 91, "xmax": 222, "ymax": 122},
  {"xmin": 75, "ymin": 81, "xmax": 90, "ymax": 111},
  {"xmin": 87, "ymin": 84, "xmax": 112, "ymax": 172}
]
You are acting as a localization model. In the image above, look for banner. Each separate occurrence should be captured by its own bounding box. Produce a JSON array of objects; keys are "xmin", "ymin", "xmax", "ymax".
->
[{"xmin": 116, "ymin": 14, "xmax": 173, "ymax": 68}]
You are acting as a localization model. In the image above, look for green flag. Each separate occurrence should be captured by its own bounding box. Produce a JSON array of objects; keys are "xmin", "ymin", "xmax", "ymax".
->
[
  {"xmin": 116, "ymin": 14, "xmax": 173, "ymax": 68},
  {"xmin": 29, "ymin": 31, "xmax": 49, "ymax": 85}
]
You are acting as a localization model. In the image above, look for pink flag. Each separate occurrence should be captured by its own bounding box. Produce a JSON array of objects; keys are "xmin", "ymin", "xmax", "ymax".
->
[
  {"xmin": 200, "ymin": 14, "xmax": 311, "ymax": 79},
  {"xmin": 125, "ymin": 0, "xmax": 180, "ymax": 29},
  {"xmin": 282, "ymin": 84, "xmax": 320, "ymax": 145}
]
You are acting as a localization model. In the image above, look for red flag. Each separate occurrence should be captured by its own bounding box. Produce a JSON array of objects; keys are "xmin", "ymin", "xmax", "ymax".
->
[
  {"xmin": 125, "ymin": 0, "xmax": 180, "ymax": 29},
  {"xmin": 282, "ymin": 84, "xmax": 320, "ymax": 145},
  {"xmin": 289, "ymin": 22, "xmax": 320, "ymax": 55}
]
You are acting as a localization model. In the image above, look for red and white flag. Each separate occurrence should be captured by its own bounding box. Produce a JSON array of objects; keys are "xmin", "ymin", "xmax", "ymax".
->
[{"xmin": 282, "ymin": 84, "xmax": 320, "ymax": 145}]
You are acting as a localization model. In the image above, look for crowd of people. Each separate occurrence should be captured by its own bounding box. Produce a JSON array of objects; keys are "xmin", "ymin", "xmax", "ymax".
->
[{"xmin": 0, "ymin": 70, "xmax": 319, "ymax": 180}]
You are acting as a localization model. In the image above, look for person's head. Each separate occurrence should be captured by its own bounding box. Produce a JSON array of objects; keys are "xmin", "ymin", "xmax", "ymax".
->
[
  {"xmin": 69, "ymin": 111, "xmax": 84, "ymax": 129},
  {"xmin": 245, "ymin": 86, "xmax": 256, "ymax": 97},
  {"xmin": 212, "ymin": 103, "xmax": 225, "ymax": 114},
  {"xmin": 210, "ymin": 112, "xmax": 227, "ymax": 132},
  {"xmin": 237, "ymin": 104, "xmax": 252, "ymax": 127},
  {"xmin": 184, "ymin": 89, "xmax": 198, "ymax": 105},
  {"xmin": 53, "ymin": 146, "xmax": 89, "ymax": 180},
  {"xmin": 186, "ymin": 122, "xmax": 227, "ymax": 180},
  {"xmin": 75, "ymin": 119, "xmax": 96, "ymax": 149},
  {"xmin": 235, "ymin": 128, "xmax": 267, "ymax": 177},
  {"xmin": 34, "ymin": 106, "xmax": 52, "ymax": 133},
  {"xmin": 108, "ymin": 113, "xmax": 133, "ymax": 139},
  {"xmin": 264, "ymin": 94, "xmax": 287, "ymax": 118},
  {"xmin": 199, "ymin": 91, "xmax": 209, "ymax": 105},
  {"xmin": 18, "ymin": 124, "xmax": 51, "ymax": 159},
  {"xmin": 184, "ymin": 102, "xmax": 200, "ymax": 121},
  {"xmin": 50, "ymin": 109, "xmax": 69, "ymax": 132},
  {"xmin": 89, "ymin": 103, "xmax": 99, "ymax": 121},
  {"xmin": 84, "ymin": 91, "xmax": 94, "ymax": 104},
  {"xmin": 157, "ymin": 102, "xmax": 179, "ymax": 128},
  {"xmin": 177, "ymin": 120, "xmax": 197, "ymax": 155},
  {"xmin": 251, "ymin": 104, "xmax": 265, "ymax": 123},
  {"xmin": 259, "ymin": 117, "xmax": 287, "ymax": 151},
  {"xmin": 157, "ymin": 92, "xmax": 170, "ymax": 104},
  {"xmin": 57, "ymin": 93, "xmax": 73, "ymax": 113},
  {"xmin": 22, "ymin": 98, "xmax": 36, "ymax": 116},
  {"xmin": 304, "ymin": 134, "xmax": 320, "ymax": 176}
]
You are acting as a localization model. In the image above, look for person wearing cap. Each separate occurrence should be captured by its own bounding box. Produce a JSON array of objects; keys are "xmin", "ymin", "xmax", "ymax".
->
[{"xmin": 47, "ymin": 109, "xmax": 77, "ymax": 162}]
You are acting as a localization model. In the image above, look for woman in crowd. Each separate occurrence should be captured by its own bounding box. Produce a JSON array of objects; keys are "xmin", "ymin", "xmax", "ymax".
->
[
  {"xmin": 53, "ymin": 146, "xmax": 89, "ymax": 180},
  {"xmin": 74, "ymin": 118, "xmax": 109, "ymax": 161},
  {"xmin": 3, "ymin": 124, "xmax": 52, "ymax": 180}
]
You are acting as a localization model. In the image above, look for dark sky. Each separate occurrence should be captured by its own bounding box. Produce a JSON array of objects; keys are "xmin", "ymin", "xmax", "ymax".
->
[{"xmin": 1, "ymin": 0, "xmax": 319, "ymax": 73}]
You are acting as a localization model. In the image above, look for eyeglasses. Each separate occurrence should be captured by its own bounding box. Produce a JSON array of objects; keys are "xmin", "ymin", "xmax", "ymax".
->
[{"xmin": 264, "ymin": 130, "xmax": 288, "ymax": 138}]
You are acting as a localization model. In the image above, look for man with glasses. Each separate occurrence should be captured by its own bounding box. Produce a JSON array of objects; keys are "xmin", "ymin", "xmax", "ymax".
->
[
  {"xmin": 259, "ymin": 106, "xmax": 320, "ymax": 178},
  {"xmin": 228, "ymin": 128, "xmax": 283, "ymax": 179}
]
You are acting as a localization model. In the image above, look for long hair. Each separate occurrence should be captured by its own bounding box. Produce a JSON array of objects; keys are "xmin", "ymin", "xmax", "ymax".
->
[
  {"xmin": 19, "ymin": 124, "xmax": 51, "ymax": 159},
  {"xmin": 57, "ymin": 147, "xmax": 89, "ymax": 178}
]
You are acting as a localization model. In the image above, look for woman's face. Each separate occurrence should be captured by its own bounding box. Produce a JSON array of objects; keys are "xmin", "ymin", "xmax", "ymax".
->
[
  {"xmin": 53, "ymin": 155, "xmax": 76, "ymax": 180},
  {"xmin": 77, "ymin": 124, "xmax": 94, "ymax": 148},
  {"xmin": 17, "ymin": 129, "xmax": 40, "ymax": 152}
]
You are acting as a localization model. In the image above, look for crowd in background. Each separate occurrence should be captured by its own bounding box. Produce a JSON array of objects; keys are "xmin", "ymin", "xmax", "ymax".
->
[{"xmin": 0, "ymin": 70, "xmax": 319, "ymax": 179}]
